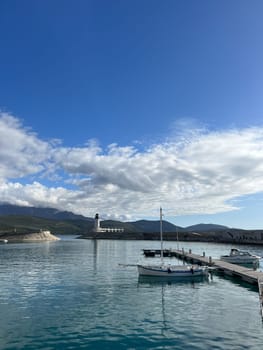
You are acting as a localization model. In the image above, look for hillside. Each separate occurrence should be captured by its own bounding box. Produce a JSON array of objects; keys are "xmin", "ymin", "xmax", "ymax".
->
[
  {"xmin": 0, "ymin": 204, "xmax": 93, "ymax": 221},
  {"xmin": 129, "ymin": 219, "xmax": 184, "ymax": 233},
  {"xmin": 0, "ymin": 215, "xmax": 94, "ymax": 235},
  {"xmin": 0, "ymin": 204, "xmax": 240, "ymax": 236},
  {"xmin": 0, "ymin": 206, "xmax": 262, "ymax": 245},
  {"xmin": 185, "ymin": 223, "xmax": 231, "ymax": 232}
]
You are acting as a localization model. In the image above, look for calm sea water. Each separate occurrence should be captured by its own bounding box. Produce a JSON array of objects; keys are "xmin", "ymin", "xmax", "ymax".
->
[{"xmin": 0, "ymin": 237, "xmax": 263, "ymax": 350}]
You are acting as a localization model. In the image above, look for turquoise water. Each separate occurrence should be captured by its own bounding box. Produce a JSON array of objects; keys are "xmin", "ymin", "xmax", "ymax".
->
[{"xmin": 0, "ymin": 237, "xmax": 263, "ymax": 349}]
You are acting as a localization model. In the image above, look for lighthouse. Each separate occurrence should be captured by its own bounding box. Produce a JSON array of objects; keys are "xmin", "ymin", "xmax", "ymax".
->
[
  {"xmin": 93, "ymin": 213, "xmax": 124, "ymax": 233},
  {"xmin": 94, "ymin": 213, "xmax": 101, "ymax": 232}
]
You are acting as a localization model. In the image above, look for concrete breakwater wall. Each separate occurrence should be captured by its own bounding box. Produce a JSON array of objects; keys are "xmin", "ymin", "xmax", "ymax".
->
[
  {"xmin": 80, "ymin": 229, "xmax": 263, "ymax": 244},
  {"xmin": 0, "ymin": 230, "xmax": 60, "ymax": 242}
]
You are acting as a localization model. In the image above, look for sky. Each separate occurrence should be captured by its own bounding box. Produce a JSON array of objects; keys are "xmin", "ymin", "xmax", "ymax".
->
[{"xmin": 1, "ymin": 0, "xmax": 263, "ymax": 229}]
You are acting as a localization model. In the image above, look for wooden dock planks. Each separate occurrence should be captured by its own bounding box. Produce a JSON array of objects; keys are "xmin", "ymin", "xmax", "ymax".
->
[
  {"xmin": 143, "ymin": 248, "xmax": 263, "ymax": 285},
  {"xmin": 258, "ymin": 278, "xmax": 263, "ymax": 318}
]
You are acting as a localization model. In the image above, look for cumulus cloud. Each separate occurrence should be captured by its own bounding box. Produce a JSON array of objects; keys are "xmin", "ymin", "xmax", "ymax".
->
[
  {"xmin": 0, "ymin": 113, "xmax": 53, "ymax": 180},
  {"xmin": 1, "ymin": 112, "xmax": 263, "ymax": 220}
]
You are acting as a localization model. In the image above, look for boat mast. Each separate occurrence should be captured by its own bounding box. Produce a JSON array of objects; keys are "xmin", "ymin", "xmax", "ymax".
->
[
  {"xmin": 160, "ymin": 207, "xmax": 163, "ymax": 264},
  {"xmin": 176, "ymin": 226, "xmax": 179, "ymax": 250}
]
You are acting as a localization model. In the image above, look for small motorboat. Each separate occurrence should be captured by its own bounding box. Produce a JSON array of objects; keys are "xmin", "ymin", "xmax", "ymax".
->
[{"xmin": 220, "ymin": 248, "xmax": 261, "ymax": 265}]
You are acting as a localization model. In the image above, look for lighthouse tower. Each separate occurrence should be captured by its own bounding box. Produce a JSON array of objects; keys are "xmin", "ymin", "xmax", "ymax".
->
[
  {"xmin": 92, "ymin": 213, "xmax": 124, "ymax": 233},
  {"xmin": 94, "ymin": 213, "xmax": 101, "ymax": 232}
]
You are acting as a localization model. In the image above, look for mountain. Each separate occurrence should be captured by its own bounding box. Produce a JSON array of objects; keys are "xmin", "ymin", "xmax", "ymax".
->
[
  {"xmin": 0, "ymin": 215, "xmax": 91, "ymax": 235},
  {"xmin": 0, "ymin": 204, "xmax": 236, "ymax": 234},
  {"xmin": 130, "ymin": 219, "xmax": 184, "ymax": 233},
  {"xmin": 185, "ymin": 223, "xmax": 231, "ymax": 232},
  {"xmin": 0, "ymin": 204, "xmax": 93, "ymax": 221},
  {"xmin": 0, "ymin": 204, "xmax": 184, "ymax": 232}
]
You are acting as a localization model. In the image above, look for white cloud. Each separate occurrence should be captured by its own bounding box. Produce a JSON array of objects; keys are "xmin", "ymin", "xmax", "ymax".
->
[
  {"xmin": 0, "ymin": 113, "xmax": 52, "ymax": 180},
  {"xmin": 1, "ymin": 113, "xmax": 263, "ymax": 220}
]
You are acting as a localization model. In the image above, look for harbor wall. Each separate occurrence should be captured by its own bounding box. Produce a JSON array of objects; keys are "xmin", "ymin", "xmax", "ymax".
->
[{"xmin": 80, "ymin": 229, "xmax": 263, "ymax": 244}]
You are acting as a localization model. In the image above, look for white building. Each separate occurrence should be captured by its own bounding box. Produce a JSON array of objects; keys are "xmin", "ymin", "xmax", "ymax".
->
[{"xmin": 93, "ymin": 213, "xmax": 124, "ymax": 233}]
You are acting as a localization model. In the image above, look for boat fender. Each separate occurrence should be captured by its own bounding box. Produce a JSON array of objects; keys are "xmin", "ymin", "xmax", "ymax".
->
[
  {"xmin": 190, "ymin": 266, "xmax": 194, "ymax": 274},
  {"xmin": 167, "ymin": 267, "xmax": 172, "ymax": 273}
]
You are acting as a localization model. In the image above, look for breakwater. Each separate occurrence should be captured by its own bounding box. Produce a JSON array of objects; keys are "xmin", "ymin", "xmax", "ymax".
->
[{"xmin": 80, "ymin": 229, "xmax": 263, "ymax": 245}]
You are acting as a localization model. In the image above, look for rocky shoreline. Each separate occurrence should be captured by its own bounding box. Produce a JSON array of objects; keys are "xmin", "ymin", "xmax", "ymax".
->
[
  {"xmin": 2, "ymin": 228, "xmax": 263, "ymax": 245},
  {"xmin": 0, "ymin": 230, "xmax": 60, "ymax": 242}
]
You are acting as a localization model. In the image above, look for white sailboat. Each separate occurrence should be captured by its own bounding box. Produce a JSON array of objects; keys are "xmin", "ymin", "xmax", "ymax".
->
[{"xmin": 137, "ymin": 208, "xmax": 208, "ymax": 278}]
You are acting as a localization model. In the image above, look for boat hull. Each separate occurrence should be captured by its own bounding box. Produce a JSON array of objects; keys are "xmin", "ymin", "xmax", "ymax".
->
[
  {"xmin": 220, "ymin": 256, "xmax": 259, "ymax": 264},
  {"xmin": 137, "ymin": 265, "xmax": 208, "ymax": 278},
  {"xmin": 220, "ymin": 249, "xmax": 260, "ymax": 265}
]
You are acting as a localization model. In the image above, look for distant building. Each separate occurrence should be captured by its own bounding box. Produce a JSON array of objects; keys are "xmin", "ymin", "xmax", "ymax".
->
[
  {"xmin": 94, "ymin": 213, "xmax": 101, "ymax": 232},
  {"xmin": 93, "ymin": 213, "xmax": 124, "ymax": 233}
]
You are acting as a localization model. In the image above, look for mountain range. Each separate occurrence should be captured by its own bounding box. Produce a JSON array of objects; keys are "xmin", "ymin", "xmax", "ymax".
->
[{"xmin": 0, "ymin": 203, "xmax": 233, "ymax": 235}]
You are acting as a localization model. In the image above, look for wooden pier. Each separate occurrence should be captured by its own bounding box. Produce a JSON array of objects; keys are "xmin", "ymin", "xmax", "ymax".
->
[
  {"xmin": 258, "ymin": 278, "xmax": 263, "ymax": 317},
  {"xmin": 143, "ymin": 248, "xmax": 263, "ymax": 285},
  {"xmin": 143, "ymin": 248, "xmax": 263, "ymax": 318}
]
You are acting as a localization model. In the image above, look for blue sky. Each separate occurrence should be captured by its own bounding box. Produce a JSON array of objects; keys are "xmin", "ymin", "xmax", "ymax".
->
[{"xmin": 1, "ymin": 0, "xmax": 263, "ymax": 229}]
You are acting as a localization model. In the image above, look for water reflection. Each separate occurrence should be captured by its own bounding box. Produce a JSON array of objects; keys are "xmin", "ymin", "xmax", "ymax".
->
[
  {"xmin": 137, "ymin": 274, "xmax": 211, "ymax": 338},
  {"xmin": 92, "ymin": 239, "xmax": 98, "ymax": 272},
  {"xmin": 0, "ymin": 239, "xmax": 262, "ymax": 350},
  {"xmin": 215, "ymin": 274, "xmax": 258, "ymax": 293},
  {"xmin": 138, "ymin": 274, "xmax": 210, "ymax": 286}
]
